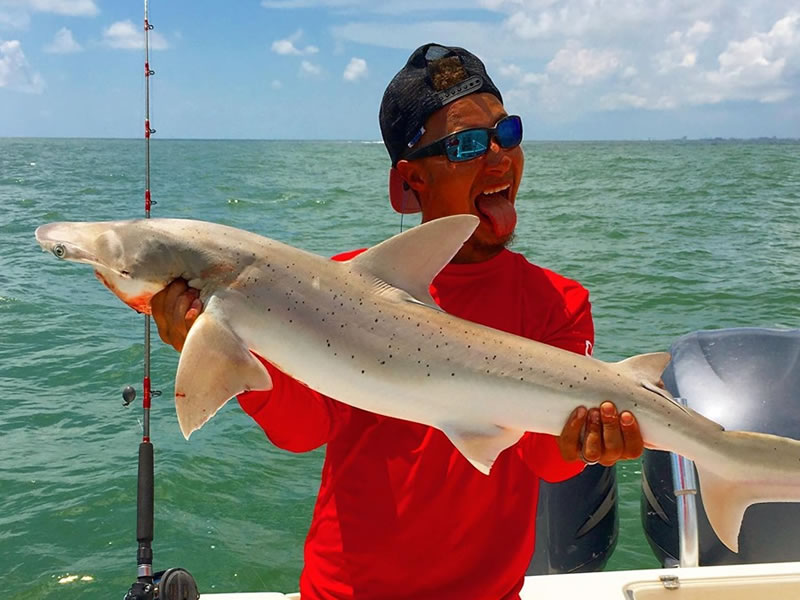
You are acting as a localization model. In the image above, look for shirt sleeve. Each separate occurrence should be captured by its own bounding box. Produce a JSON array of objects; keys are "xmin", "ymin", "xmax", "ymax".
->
[
  {"xmin": 541, "ymin": 282, "xmax": 595, "ymax": 356},
  {"xmin": 237, "ymin": 355, "xmax": 354, "ymax": 453},
  {"xmin": 517, "ymin": 432, "xmax": 585, "ymax": 483}
]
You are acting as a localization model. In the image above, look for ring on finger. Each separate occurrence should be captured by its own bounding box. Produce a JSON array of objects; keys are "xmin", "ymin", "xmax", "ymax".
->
[{"xmin": 580, "ymin": 447, "xmax": 599, "ymax": 466}]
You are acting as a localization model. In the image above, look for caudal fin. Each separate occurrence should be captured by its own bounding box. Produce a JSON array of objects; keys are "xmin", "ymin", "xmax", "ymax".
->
[{"xmin": 695, "ymin": 429, "xmax": 800, "ymax": 553}]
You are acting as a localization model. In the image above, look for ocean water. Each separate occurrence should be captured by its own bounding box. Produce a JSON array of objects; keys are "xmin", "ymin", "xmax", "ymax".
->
[{"xmin": 1, "ymin": 137, "xmax": 798, "ymax": 598}]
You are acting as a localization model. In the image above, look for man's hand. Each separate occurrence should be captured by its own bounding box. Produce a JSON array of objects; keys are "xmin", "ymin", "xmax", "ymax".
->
[
  {"xmin": 151, "ymin": 278, "xmax": 203, "ymax": 352},
  {"xmin": 558, "ymin": 402, "xmax": 644, "ymax": 467}
]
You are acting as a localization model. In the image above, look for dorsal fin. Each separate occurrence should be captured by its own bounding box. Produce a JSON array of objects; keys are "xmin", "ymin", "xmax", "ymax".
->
[
  {"xmin": 616, "ymin": 352, "xmax": 671, "ymax": 384},
  {"xmin": 349, "ymin": 215, "xmax": 479, "ymax": 306},
  {"xmin": 616, "ymin": 352, "xmax": 676, "ymax": 403}
]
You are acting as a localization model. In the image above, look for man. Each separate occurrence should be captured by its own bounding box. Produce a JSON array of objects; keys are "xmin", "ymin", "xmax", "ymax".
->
[{"xmin": 153, "ymin": 44, "xmax": 643, "ymax": 600}]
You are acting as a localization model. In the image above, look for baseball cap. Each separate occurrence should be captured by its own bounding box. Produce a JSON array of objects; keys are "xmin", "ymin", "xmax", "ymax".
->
[{"xmin": 379, "ymin": 43, "xmax": 503, "ymax": 214}]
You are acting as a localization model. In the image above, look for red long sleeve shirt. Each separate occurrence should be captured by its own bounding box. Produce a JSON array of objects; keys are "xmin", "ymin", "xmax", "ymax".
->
[{"xmin": 238, "ymin": 248, "xmax": 594, "ymax": 600}]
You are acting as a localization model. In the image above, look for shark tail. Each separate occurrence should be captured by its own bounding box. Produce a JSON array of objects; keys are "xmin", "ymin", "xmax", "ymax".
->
[{"xmin": 694, "ymin": 428, "xmax": 800, "ymax": 553}]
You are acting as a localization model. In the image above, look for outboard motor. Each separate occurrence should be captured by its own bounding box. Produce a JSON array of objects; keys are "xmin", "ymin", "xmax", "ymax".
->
[
  {"xmin": 528, "ymin": 464, "xmax": 618, "ymax": 574},
  {"xmin": 642, "ymin": 328, "xmax": 800, "ymax": 566}
]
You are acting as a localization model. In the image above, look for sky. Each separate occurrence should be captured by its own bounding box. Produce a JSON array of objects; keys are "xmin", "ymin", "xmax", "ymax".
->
[{"xmin": 1, "ymin": 0, "xmax": 799, "ymax": 140}]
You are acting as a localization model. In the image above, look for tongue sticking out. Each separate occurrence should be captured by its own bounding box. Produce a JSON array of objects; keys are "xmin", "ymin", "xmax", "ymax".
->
[{"xmin": 476, "ymin": 193, "xmax": 517, "ymax": 239}]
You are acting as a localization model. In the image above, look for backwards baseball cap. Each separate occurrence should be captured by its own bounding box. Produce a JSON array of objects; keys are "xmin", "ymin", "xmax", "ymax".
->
[{"xmin": 379, "ymin": 43, "xmax": 503, "ymax": 214}]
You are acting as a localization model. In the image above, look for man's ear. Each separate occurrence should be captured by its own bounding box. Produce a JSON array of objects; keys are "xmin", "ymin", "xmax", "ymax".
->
[{"xmin": 396, "ymin": 159, "xmax": 427, "ymax": 193}]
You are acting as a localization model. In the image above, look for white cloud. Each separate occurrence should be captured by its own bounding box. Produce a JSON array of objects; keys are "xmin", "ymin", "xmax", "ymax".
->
[
  {"xmin": 299, "ymin": 59, "xmax": 321, "ymax": 76},
  {"xmin": 44, "ymin": 27, "xmax": 81, "ymax": 53},
  {"xmin": 687, "ymin": 20, "xmax": 713, "ymax": 42},
  {"xmin": 1, "ymin": 0, "xmax": 98, "ymax": 16},
  {"xmin": 705, "ymin": 12, "xmax": 799, "ymax": 100},
  {"xmin": 343, "ymin": 56, "xmax": 367, "ymax": 81},
  {"xmin": 0, "ymin": 10, "xmax": 30, "ymax": 29},
  {"xmin": 262, "ymin": 0, "xmax": 359, "ymax": 7},
  {"xmin": 499, "ymin": 63, "xmax": 522, "ymax": 77},
  {"xmin": 0, "ymin": 39, "xmax": 45, "ymax": 93},
  {"xmin": 271, "ymin": 79, "xmax": 282, "ymax": 89},
  {"xmin": 546, "ymin": 42, "xmax": 622, "ymax": 85},
  {"xmin": 331, "ymin": 20, "xmax": 509, "ymax": 60},
  {"xmin": 498, "ymin": 0, "xmax": 726, "ymax": 41},
  {"xmin": 102, "ymin": 20, "xmax": 168, "ymax": 50},
  {"xmin": 26, "ymin": 0, "xmax": 97, "ymax": 16},
  {"xmin": 656, "ymin": 21, "xmax": 710, "ymax": 73},
  {"xmin": 262, "ymin": 0, "xmax": 473, "ymax": 12},
  {"xmin": 340, "ymin": 2, "xmax": 799, "ymax": 119},
  {"xmin": 0, "ymin": 0, "xmax": 98, "ymax": 30},
  {"xmin": 271, "ymin": 29, "xmax": 318, "ymax": 55}
]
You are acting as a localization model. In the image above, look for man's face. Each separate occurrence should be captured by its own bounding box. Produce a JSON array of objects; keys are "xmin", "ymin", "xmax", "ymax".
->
[{"xmin": 397, "ymin": 93, "xmax": 524, "ymax": 264}]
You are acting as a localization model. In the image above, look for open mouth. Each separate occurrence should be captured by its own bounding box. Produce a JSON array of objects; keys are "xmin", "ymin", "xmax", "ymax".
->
[{"xmin": 475, "ymin": 182, "xmax": 516, "ymax": 239}]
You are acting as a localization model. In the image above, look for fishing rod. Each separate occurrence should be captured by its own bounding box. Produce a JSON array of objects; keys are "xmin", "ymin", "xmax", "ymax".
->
[{"xmin": 124, "ymin": 2, "xmax": 198, "ymax": 598}]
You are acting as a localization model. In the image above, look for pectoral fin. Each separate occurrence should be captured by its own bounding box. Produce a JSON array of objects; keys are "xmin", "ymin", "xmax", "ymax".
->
[
  {"xmin": 175, "ymin": 310, "xmax": 272, "ymax": 439},
  {"xmin": 440, "ymin": 423, "xmax": 524, "ymax": 475}
]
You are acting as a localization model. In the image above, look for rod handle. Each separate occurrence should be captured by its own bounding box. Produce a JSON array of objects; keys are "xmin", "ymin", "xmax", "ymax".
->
[{"xmin": 137, "ymin": 441, "xmax": 154, "ymax": 543}]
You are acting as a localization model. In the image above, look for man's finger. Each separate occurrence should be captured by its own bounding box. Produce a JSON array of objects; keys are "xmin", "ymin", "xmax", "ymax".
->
[
  {"xmin": 620, "ymin": 411, "xmax": 644, "ymax": 459},
  {"xmin": 151, "ymin": 286, "xmax": 169, "ymax": 344},
  {"xmin": 558, "ymin": 406, "xmax": 587, "ymax": 461},
  {"xmin": 170, "ymin": 289, "xmax": 197, "ymax": 350},
  {"xmin": 163, "ymin": 278, "xmax": 188, "ymax": 309},
  {"xmin": 582, "ymin": 407, "xmax": 603, "ymax": 463},
  {"xmin": 185, "ymin": 298, "xmax": 203, "ymax": 330},
  {"xmin": 599, "ymin": 402, "xmax": 623, "ymax": 466},
  {"xmin": 152, "ymin": 281, "xmax": 184, "ymax": 345}
]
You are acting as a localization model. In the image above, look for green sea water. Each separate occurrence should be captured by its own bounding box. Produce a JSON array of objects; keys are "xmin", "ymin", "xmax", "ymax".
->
[{"xmin": 1, "ymin": 137, "xmax": 798, "ymax": 598}]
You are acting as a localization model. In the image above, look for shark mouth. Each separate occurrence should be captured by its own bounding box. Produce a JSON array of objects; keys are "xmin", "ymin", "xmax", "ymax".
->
[{"xmin": 475, "ymin": 183, "xmax": 516, "ymax": 239}]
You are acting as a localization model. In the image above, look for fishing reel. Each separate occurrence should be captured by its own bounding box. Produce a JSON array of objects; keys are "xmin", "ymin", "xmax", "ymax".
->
[{"xmin": 125, "ymin": 568, "xmax": 199, "ymax": 600}]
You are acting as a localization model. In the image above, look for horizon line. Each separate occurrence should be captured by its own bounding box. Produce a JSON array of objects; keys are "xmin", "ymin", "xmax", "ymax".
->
[{"xmin": 2, "ymin": 135, "xmax": 799, "ymax": 143}]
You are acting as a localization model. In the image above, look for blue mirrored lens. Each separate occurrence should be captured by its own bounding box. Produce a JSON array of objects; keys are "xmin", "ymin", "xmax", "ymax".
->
[
  {"xmin": 496, "ymin": 116, "xmax": 523, "ymax": 148},
  {"xmin": 446, "ymin": 130, "xmax": 490, "ymax": 162}
]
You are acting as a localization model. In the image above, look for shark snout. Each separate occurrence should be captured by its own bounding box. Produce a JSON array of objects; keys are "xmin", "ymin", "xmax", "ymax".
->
[{"xmin": 35, "ymin": 222, "xmax": 103, "ymax": 266}]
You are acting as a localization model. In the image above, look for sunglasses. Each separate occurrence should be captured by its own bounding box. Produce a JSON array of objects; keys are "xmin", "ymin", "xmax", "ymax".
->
[{"xmin": 404, "ymin": 115, "xmax": 523, "ymax": 163}]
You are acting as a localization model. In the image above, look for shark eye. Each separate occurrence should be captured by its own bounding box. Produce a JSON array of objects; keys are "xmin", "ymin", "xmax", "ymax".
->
[{"xmin": 52, "ymin": 244, "xmax": 67, "ymax": 259}]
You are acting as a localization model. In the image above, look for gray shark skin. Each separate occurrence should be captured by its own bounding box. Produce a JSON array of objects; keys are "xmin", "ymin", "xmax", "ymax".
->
[{"xmin": 36, "ymin": 215, "xmax": 800, "ymax": 553}]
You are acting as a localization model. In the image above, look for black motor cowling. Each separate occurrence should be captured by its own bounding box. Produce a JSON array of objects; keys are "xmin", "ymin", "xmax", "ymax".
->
[
  {"xmin": 528, "ymin": 463, "xmax": 618, "ymax": 574},
  {"xmin": 642, "ymin": 328, "xmax": 800, "ymax": 565}
]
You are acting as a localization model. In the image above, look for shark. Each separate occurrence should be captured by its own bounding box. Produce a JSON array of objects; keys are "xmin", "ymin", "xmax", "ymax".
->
[{"xmin": 35, "ymin": 214, "xmax": 800, "ymax": 553}]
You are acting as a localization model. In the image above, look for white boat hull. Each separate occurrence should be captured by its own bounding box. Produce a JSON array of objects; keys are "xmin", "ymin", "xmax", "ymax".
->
[{"xmin": 200, "ymin": 560, "xmax": 800, "ymax": 599}]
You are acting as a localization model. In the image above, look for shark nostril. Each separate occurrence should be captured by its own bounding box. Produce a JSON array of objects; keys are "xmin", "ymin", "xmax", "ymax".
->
[{"xmin": 52, "ymin": 244, "xmax": 67, "ymax": 259}]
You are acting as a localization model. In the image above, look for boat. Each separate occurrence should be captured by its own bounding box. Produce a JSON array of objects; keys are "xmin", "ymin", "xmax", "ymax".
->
[{"xmin": 197, "ymin": 327, "xmax": 800, "ymax": 599}]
